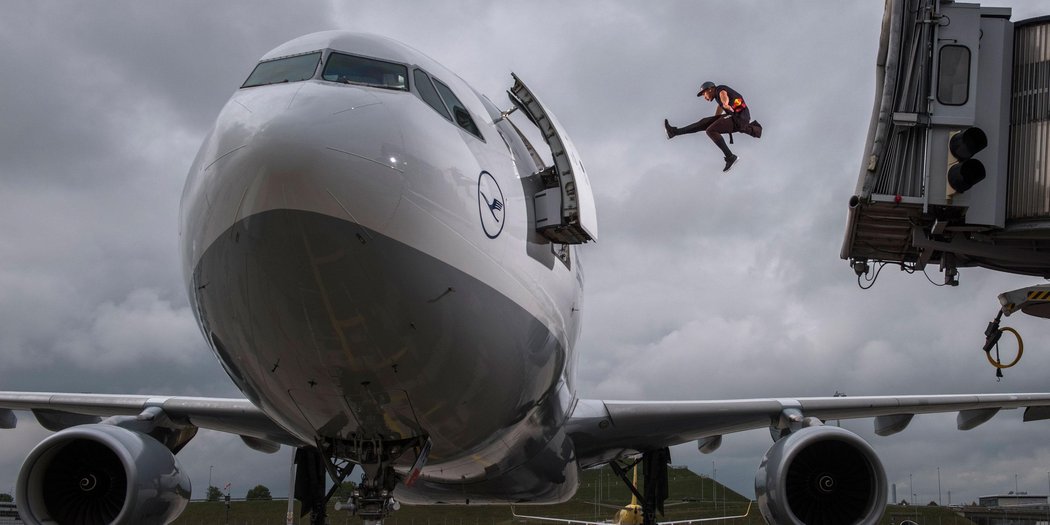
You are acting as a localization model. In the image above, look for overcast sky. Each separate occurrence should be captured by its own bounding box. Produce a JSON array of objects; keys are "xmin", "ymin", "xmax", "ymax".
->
[{"xmin": 4, "ymin": 0, "xmax": 1050, "ymax": 510}]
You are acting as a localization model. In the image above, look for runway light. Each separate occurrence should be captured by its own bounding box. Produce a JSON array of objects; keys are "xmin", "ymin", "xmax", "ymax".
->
[{"xmin": 389, "ymin": 157, "xmax": 397, "ymax": 164}]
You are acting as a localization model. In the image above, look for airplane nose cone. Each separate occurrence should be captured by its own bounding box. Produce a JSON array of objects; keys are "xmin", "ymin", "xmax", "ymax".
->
[
  {"xmin": 181, "ymin": 81, "xmax": 406, "ymax": 272},
  {"xmin": 179, "ymin": 81, "xmax": 414, "ymax": 436}
]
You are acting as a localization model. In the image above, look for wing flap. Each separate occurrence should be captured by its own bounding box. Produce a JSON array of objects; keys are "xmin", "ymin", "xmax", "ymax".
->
[
  {"xmin": 1024, "ymin": 405, "xmax": 1050, "ymax": 422},
  {"xmin": 957, "ymin": 408, "xmax": 1000, "ymax": 430},
  {"xmin": 873, "ymin": 413, "xmax": 913, "ymax": 436}
]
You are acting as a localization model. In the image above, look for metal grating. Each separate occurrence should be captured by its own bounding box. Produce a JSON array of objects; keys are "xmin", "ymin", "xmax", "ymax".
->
[
  {"xmin": 1008, "ymin": 19, "xmax": 1050, "ymax": 219},
  {"xmin": 844, "ymin": 201, "xmax": 927, "ymax": 263}
]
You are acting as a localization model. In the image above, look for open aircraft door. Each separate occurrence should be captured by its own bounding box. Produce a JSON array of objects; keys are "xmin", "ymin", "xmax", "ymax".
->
[{"xmin": 509, "ymin": 73, "xmax": 597, "ymax": 244}]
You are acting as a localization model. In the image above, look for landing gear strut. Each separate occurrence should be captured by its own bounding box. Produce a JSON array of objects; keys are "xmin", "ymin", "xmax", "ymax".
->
[
  {"xmin": 294, "ymin": 447, "xmax": 348, "ymax": 525},
  {"xmin": 609, "ymin": 448, "xmax": 670, "ymax": 525},
  {"xmin": 294, "ymin": 447, "xmax": 399, "ymax": 525},
  {"xmin": 294, "ymin": 436, "xmax": 429, "ymax": 525}
]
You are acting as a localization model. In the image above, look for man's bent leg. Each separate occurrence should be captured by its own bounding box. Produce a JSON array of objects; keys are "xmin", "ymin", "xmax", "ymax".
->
[
  {"xmin": 705, "ymin": 117, "xmax": 735, "ymax": 157},
  {"xmin": 706, "ymin": 116, "xmax": 739, "ymax": 171}
]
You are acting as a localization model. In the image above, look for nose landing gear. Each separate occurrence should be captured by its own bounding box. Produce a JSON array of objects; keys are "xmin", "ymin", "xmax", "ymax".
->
[
  {"xmin": 295, "ymin": 435, "xmax": 429, "ymax": 525},
  {"xmin": 336, "ymin": 464, "xmax": 402, "ymax": 525}
]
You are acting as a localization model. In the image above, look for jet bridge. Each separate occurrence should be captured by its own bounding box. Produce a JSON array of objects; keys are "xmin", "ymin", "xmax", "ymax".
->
[
  {"xmin": 842, "ymin": 1, "xmax": 1050, "ymax": 372},
  {"xmin": 841, "ymin": 1, "xmax": 1050, "ymax": 282}
]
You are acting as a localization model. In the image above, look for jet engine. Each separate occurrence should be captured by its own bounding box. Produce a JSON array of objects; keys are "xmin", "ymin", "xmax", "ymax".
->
[
  {"xmin": 16, "ymin": 424, "xmax": 191, "ymax": 525},
  {"xmin": 755, "ymin": 425, "xmax": 886, "ymax": 525}
]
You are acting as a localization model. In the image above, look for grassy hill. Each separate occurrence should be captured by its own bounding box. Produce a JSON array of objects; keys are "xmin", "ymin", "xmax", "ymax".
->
[{"xmin": 171, "ymin": 465, "xmax": 975, "ymax": 525}]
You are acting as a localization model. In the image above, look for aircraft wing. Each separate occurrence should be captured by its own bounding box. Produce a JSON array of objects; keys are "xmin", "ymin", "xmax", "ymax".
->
[
  {"xmin": 566, "ymin": 393, "xmax": 1050, "ymax": 467},
  {"xmin": 510, "ymin": 508, "xmax": 608, "ymax": 525},
  {"xmin": 657, "ymin": 501, "xmax": 752, "ymax": 524},
  {"xmin": 511, "ymin": 501, "xmax": 752, "ymax": 525},
  {"xmin": 0, "ymin": 391, "xmax": 306, "ymax": 447}
]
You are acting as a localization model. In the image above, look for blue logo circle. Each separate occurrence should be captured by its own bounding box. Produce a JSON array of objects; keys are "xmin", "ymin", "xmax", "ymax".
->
[{"xmin": 478, "ymin": 171, "xmax": 505, "ymax": 239}]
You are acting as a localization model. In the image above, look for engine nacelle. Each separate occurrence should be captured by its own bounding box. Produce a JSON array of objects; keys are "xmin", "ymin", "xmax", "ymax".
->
[
  {"xmin": 755, "ymin": 425, "xmax": 886, "ymax": 525},
  {"xmin": 16, "ymin": 424, "xmax": 191, "ymax": 525}
]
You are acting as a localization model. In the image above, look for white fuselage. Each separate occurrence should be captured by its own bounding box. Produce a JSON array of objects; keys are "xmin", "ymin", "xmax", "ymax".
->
[{"xmin": 179, "ymin": 32, "xmax": 587, "ymax": 503}]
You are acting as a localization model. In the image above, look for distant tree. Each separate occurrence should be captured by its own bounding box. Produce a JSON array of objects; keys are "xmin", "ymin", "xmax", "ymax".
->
[
  {"xmin": 332, "ymin": 481, "xmax": 356, "ymax": 502},
  {"xmin": 246, "ymin": 484, "xmax": 272, "ymax": 501},
  {"xmin": 206, "ymin": 486, "xmax": 222, "ymax": 502},
  {"xmin": 927, "ymin": 500, "xmax": 938, "ymax": 506},
  {"xmin": 0, "ymin": 493, "xmax": 11, "ymax": 503}
]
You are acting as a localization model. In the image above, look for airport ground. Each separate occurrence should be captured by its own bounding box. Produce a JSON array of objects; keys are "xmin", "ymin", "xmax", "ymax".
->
[{"xmin": 170, "ymin": 466, "xmax": 979, "ymax": 525}]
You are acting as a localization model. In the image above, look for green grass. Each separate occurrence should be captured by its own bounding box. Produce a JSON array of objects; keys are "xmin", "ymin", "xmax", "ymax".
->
[{"xmin": 169, "ymin": 466, "xmax": 977, "ymax": 525}]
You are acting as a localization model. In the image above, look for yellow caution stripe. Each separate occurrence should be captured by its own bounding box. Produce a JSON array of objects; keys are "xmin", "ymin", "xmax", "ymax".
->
[{"xmin": 1026, "ymin": 290, "xmax": 1050, "ymax": 301}]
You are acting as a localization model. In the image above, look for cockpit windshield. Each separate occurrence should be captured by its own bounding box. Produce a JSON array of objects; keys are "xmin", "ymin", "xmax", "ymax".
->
[
  {"xmin": 322, "ymin": 52, "xmax": 408, "ymax": 90},
  {"xmin": 242, "ymin": 51, "xmax": 322, "ymax": 88}
]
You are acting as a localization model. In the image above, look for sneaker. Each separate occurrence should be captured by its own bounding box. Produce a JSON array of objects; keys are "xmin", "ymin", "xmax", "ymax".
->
[
  {"xmin": 749, "ymin": 120, "xmax": 762, "ymax": 138},
  {"xmin": 664, "ymin": 119, "xmax": 675, "ymax": 139},
  {"xmin": 723, "ymin": 154, "xmax": 738, "ymax": 172}
]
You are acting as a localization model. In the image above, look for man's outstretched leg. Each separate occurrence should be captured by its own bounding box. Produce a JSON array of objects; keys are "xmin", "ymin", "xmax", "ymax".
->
[{"xmin": 665, "ymin": 116, "xmax": 719, "ymax": 140}]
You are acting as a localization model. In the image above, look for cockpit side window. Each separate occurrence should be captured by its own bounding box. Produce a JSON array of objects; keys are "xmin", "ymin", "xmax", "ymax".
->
[
  {"xmin": 322, "ymin": 52, "xmax": 408, "ymax": 90},
  {"xmin": 241, "ymin": 51, "xmax": 322, "ymax": 89},
  {"xmin": 431, "ymin": 78, "xmax": 483, "ymax": 140},
  {"xmin": 413, "ymin": 69, "xmax": 452, "ymax": 121}
]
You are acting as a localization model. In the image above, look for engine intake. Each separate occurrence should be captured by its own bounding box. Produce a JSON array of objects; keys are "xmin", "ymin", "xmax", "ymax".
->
[
  {"xmin": 16, "ymin": 424, "xmax": 191, "ymax": 525},
  {"xmin": 755, "ymin": 425, "xmax": 886, "ymax": 525}
]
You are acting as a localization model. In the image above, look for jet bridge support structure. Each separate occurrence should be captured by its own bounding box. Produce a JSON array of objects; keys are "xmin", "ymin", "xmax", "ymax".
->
[{"xmin": 841, "ymin": 1, "xmax": 1050, "ymax": 368}]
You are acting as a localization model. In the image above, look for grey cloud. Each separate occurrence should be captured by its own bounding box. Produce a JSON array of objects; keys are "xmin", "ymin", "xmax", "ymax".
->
[
  {"xmin": 49, "ymin": 288, "xmax": 201, "ymax": 369},
  {"xmin": 3, "ymin": 0, "xmax": 1050, "ymax": 507}
]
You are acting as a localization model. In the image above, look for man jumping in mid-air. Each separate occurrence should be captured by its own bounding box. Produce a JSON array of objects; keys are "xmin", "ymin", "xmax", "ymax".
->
[{"xmin": 664, "ymin": 81, "xmax": 762, "ymax": 172}]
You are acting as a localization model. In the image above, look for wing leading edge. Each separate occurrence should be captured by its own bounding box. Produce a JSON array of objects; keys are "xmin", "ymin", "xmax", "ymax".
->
[
  {"xmin": 566, "ymin": 393, "xmax": 1050, "ymax": 467},
  {"xmin": 0, "ymin": 391, "xmax": 306, "ymax": 447}
]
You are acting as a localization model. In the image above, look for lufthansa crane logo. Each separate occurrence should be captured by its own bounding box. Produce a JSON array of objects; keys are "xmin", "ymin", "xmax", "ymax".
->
[{"xmin": 478, "ymin": 171, "xmax": 505, "ymax": 239}]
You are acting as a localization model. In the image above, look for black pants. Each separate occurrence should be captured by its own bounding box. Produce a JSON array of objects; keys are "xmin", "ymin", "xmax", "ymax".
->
[{"xmin": 676, "ymin": 108, "xmax": 752, "ymax": 157}]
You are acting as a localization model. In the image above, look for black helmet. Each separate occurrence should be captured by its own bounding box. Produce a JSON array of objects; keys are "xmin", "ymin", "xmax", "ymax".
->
[{"xmin": 697, "ymin": 81, "xmax": 716, "ymax": 96}]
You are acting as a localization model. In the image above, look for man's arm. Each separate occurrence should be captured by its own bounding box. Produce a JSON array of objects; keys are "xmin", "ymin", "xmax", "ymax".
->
[
  {"xmin": 713, "ymin": 92, "xmax": 725, "ymax": 116},
  {"xmin": 718, "ymin": 89, "xmax": 732, "ymax": 113}
]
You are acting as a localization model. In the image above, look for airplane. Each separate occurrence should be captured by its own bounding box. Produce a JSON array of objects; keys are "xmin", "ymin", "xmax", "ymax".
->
[
  {"xmin": 3, "ymin": 30, "xmax": 1050, "ymax": 525},
  {"xmin": 512, "ymin": 466, "xmax": 752, "ymax": 525}
]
